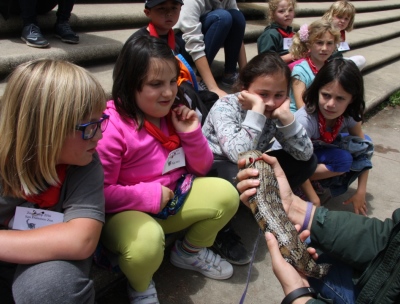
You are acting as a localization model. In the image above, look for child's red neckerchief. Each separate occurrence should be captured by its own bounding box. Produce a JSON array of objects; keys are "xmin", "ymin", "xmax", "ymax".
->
[
  {"xmin": 144, "ymin": 112, "xmax": 181, "ymax": 151},
  {"xmin": 340, "ymin": 30, "xmax": 346, "ymax": 42},
  {"xmin": 23, "ymin": 164, "xmax": 68, "ymax": 209},
  {"xmin": 276, "ymin": 28, "xmax": 294, "ymax": 38},
  {"xmin": 305, "ymin": 56, "xmax": 319, "ymax": 75},
  {"xmin": 318, "ymin": 110, "xmax": 344, "ymax": 143},
  {"xmin": 148, "ymin": 22, "xmax": 175, "ymax": 50}
]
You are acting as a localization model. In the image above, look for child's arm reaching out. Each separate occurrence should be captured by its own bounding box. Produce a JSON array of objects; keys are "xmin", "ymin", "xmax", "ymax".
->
[
  {"xmin": 343, "ymin": 121, "xmax": 369, "ymax": 216},
  {"xmin": 344, "ymin": 170, "xmax": 369, "ymax": 216}
]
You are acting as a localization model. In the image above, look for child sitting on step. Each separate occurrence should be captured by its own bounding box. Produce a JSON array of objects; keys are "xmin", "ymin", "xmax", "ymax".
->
[
  {"xmin": 322, "ymin": 0, "xmax": 366, "ymax": 70},
  {"xmin": 174, "ymin": 0, "xmax": 247, "ymax": 94},
  {"xmin": 289, "ymin": 20, "xmax": 340, "ymax": 113},
  {"xmin": 96, "ymin": 35, "xmax": 239, "ymax": 304},
  {"xmin": 257, "ymin": 0, "xmax": 297, "ymax": 63}
]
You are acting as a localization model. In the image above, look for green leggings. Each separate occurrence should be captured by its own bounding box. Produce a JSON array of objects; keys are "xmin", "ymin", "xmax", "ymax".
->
[{"xmin": 101, "ymin": 177, "xmax": 239, "ymax": 291}]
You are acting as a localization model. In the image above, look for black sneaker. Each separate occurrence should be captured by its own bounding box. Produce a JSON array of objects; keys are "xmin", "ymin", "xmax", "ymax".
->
[
  {"xmin": 212, "ymin": 228, "xmax": 251, "ymax": 265},
  {"xmin": 221, "ymin": 72, "xmax": 239, "ymax": 87},
  {"xmin": 197, "ymin": 80, "xmax": 208, "ymax": 91},
  {"xmin": 21, "ymin": 24, "xmax": 49, "ymax": 48},
  {"xmin": 54, "ymin": 22, "xmax": 79, "ymax": 44}
]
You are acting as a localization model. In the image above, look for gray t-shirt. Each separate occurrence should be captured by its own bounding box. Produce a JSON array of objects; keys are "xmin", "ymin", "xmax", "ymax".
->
[
  {"xmin": 295, "ymin": 106, "xmax": 357, "ymax": 140},
  {"xmin": 0, "ymin": 153, "xmax": 105, "ymax": 229}
]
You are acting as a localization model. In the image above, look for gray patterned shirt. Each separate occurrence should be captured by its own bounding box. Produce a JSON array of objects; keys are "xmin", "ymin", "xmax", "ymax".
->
[{"xmin": 202, "ymin": 93, "xmax": 313, "ymax": 162}]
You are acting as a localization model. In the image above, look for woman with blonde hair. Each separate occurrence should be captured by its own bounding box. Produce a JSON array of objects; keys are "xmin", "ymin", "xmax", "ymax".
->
[{"xmin": 0, "ymin": 59, "xmax": 108, "ymax": 304}]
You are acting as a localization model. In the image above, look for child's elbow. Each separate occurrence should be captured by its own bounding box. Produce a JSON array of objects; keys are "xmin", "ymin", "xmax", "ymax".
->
[{"xmin": 72, "ymin": 236, "xmax": 100, "ymax": 260}]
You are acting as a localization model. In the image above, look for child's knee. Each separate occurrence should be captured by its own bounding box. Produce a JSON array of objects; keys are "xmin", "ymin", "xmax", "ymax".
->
[
  {"xmin": 215, "ymin": 178, "xmax": 240, "ymax": 216},
  {"xmin": 13, "ymin": 260, "xmax": 94, "ymax": 304},
  {"xmin": 213, "ymin": 9, "xmax": 233, "ymax": 29},
  {"xmin": 316, "ymin": 148, "xmax": 353, "ymax": 172},
  {"xmin": 228, "ymin": 9, "xmax": 245, "ymax": 28},
  {"xmin": 121, "ymin": 220, "xmax": 164, "ymax": 264}
]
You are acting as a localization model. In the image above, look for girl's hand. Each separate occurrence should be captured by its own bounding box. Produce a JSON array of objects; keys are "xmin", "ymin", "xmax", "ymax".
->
[
  {"xmin": 238, "ymin": 90, "xmax": 265, "ymax": 114},
  {"xmin": 269, "ymin": 97, "xmax": 293, "ymax": 125},
  {"xmin": 343, "ymin": 191, "xmax": 368, "ymax": 216},
  {"xmin": 161, "ymin": 186, "xmax": 174, "ymax": 211},
  {"xmin": 171, "ymin": 105, "xmax": 199, "ymax": 133}
]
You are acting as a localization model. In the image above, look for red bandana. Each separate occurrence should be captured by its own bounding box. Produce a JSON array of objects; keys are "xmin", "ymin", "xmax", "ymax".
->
[
  {"xmin": 306, "ymin": 56, "xmax": 319, "ymax": 75},
  {"xmin": 318, "ymin": 110, "xmax": 344, "ymax": 143},
  {"xmin": 24, "ymin": 164, "xmax": 68, "ymax": 209},
  {"xmin": 276, "ymin": 28, "xmax": 294, "ymax": 38},
  {"xmin": 148, "ymin": 22, "xmax": 175, "ymax": 50},
  {"xmin": 143, "ymin": 112, "xmax": 181, "ymax": 151},
  {"xmin": 340, "ymin": 30, "xmax": 346, "ymax": 42}
]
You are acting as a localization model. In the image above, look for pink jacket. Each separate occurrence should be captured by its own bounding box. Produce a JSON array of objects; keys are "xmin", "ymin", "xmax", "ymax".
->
[{"xmin": 96, "ymin": 101, "xmax": 213, "ymax": 214}]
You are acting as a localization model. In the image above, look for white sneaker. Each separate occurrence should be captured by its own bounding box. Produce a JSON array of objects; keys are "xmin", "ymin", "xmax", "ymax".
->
[
  {"xmin": 170, "ymin": 240, "xmax": 233, "ymax": 280},
  {"xmin": 127, "ymin": 280, "xmax": 159, "ymax": 304}
]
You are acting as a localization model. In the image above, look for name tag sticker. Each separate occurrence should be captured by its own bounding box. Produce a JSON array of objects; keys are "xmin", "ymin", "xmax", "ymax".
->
[
  {"xmin": 12, "ymin": 206, "xmax": 64, "ymax": 230},
  {"xmin": 162, "ymin": 147, "xmax": 186, "ymax": 174},
  {"xmin": 338, "ymin": 41, "xmax": 350, "ymax": 51},
  {"xmin": 283, "ymin": 38, "xmax": 293, "ymax": 50}
]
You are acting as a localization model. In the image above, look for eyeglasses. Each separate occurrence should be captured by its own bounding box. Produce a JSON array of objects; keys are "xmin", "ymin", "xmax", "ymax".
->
[{"xmin": 75, "ymin": 113, "xmax": 110, "ymax": 140}]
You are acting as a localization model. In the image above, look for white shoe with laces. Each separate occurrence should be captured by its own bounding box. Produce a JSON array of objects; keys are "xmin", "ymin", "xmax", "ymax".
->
[
  {"xmin": 170, "ymin": 240, "xmax": 233, "ymax": 280},
  {"xmin": 127, "ymin": 280, "xmax": 159, "ymax": 304}
]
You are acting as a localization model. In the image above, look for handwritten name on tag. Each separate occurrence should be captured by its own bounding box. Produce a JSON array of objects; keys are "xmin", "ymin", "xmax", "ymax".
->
[
  {"xmin": 163, "ymin": 147, "xmax": 186, "ymax": 174},
  {"xmin": 12, "ymin": 206, "xmax": 64, "ymax": 230}
]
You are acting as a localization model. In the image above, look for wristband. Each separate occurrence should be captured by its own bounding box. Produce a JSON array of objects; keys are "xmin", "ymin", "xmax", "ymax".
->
[
  {"xmin": 300, "ymin": 201, "xmax": 313, "ymax": 232},
  {"xmin": 281, "ymin": 287, "xmax": 316, "ymax": 304}
]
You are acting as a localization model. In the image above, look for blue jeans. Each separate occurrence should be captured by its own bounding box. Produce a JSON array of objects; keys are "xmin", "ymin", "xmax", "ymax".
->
[
  {"xmin": 308, "ymin": 254, "xmax": 360, "ymax": 304},
  {"xmin": 18, "ymin": 0, "xmax": 74, "ymax": 25},
  {"xmin": 200, "ymin": 8, "xmax": 245, "ymax": 74}
]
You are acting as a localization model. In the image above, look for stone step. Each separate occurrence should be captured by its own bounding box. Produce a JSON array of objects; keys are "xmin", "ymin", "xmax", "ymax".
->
[
  {"xmin": 240, "ymin": 0, "xmax": 400, "ymax": 18},
  {"xmin": 1, "ymin": 11, "xmax": 399, "ymax": 84},
  {"xmin": 245, "ymin": 16, "xmax": 400, "ymax": 46},
  {"xmin": 2, "ymin": 1, "xmax": 400, "ymax": 35},
  {"xmin": 3, "ymin": 33, "xmax": 398, "ymax": 112},
  {"xmin": 1, "ymin": 0, "xmax": 400, "ymax": 104}
]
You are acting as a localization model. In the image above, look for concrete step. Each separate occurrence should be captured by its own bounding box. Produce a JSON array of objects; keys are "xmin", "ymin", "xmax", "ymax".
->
[
  {"xmin": 2, "ymin": 15, "xmax": 396, "ymax": 78},
  {"xmin": 245, "ymin": 15, "xmax": 400, "ymax": 45},
  {"xmin": 3, "ymin": 33, "xmax": 398, "ymax": 112},
  {"xmin": 240, "ymin": 0, "xmax": 400, "ymax": 18},
  {"xmin": 0, "ymin": 2, "xmax": 398, "ymax": 140},
  {"xmin": 2, "ymin": 1, "xmax": 400, "ymax": 35},
  {"xmin": 1, "ymin": 14, "xmax": 399, "ymax": 76}
]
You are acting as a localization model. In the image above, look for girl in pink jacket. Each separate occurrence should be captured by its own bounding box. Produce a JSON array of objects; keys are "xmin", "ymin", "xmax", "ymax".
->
[{"xmin": 96, "ymin": 35, "xmax": 239, "ymax": 304}]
